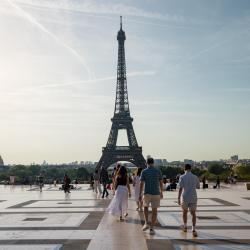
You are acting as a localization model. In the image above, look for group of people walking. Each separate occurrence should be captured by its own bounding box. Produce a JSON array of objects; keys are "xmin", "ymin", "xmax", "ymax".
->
[{"xmin": 104, "ymin": 158, "xmax": 200, "ymax": 237}]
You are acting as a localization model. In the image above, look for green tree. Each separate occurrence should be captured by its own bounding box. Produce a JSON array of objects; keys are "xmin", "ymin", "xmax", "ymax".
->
[
  {"xmin": 76, "ymin": 167, "xmax": 90, "ymax": 181},
  {"xmin": 28, "ymin": 165, "xmax": 41, "ymax": 176},
  {"xmin": 234, "ymin": 164, "xmax": 250, "ymax": 179},
  {"xmin": 158, "ymin": 166, "xmax": 183, "ymax": 179},
  {"xmin": 191, "ymin": 167, "xmax": 207, "ymax": 177},
  {"xmin": 208, "ymin": 162, "xmax": 226, "ymax": 175},
  {"xmin": 0, "ymin": 172, "xmax": 9, "ymax": 181},
  {"xmin": 9, "ymin": 165, "xmax": 27, "ymax": 179},
  {"xmin": 66, "ymin": 169, "xmax": 77, "ymax": 180},
  {"xmin": 45, "ymin": 168, "xmax": 63, "ymax": 181}
]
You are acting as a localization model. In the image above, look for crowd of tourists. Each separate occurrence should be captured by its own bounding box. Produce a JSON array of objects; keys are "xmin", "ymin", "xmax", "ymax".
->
[
  {"xmin": 95, "ymin": 158, "xmax": 200, "ymax": 237},
  {"xmin": 37, "ymin": 173, "xmax": 74, "ymax": 193}
]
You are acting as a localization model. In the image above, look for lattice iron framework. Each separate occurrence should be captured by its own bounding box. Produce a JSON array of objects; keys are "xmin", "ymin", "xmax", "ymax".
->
[{"xmin": 96, "ymin": 17, "xmax": 146, "ymax": 170}]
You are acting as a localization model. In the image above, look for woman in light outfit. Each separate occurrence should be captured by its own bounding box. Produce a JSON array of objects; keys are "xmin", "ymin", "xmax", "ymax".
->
[
  {"xmin": 107, "ymin": 165, "xmax": 131, "ymax": 221},
  {"xmin": 133, "ymin": 167, "xmax": 143, "ymax": 211},
  {"xmin": 93, "ymin": 170, "xmax": 102, "ymax": 195}
]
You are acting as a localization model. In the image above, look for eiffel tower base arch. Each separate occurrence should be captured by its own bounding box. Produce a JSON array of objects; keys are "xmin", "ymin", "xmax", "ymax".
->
[{"xmin": 96, "ymin": 146, "xmax": 146, "ymax": 170}]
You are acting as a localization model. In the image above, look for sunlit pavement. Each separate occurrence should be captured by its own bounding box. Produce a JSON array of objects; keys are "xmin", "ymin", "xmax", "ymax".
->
[{"xmin": 0, "ymin": 183, "xmax": 250, "ymax": 250}]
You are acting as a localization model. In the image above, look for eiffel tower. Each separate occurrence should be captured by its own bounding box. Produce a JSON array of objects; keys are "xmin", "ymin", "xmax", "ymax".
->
[{"xmin": 96, "ymin": 17, "xmax": 146, "ymax": 170}]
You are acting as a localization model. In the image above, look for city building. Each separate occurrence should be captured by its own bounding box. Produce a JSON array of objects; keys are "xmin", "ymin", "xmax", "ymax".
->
[
  {"xmin": 184, "ymin": 159, "xmax": 194, "ymax": 165},
  {"xmin": 154, "ymin": 159, "xmax": 163, "ymax": 166},
  {"xmin": 162, "ymin": 159, "xmax": 168, "ymax": 166},
  {"xmin": 231, "ymin": 155, "xmax": 239, "ymax": 162}
]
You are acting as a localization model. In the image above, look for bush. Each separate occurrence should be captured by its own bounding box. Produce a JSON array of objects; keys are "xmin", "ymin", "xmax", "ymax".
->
[{"xmin": 234, "ymin": 164, "xmax": 250, "ymax": 180}]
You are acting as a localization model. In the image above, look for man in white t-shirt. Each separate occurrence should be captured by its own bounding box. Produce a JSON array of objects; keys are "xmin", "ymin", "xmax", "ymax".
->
[{"xmin": 178, "ymin": 164, "xmax": 200, "ymax": 237}]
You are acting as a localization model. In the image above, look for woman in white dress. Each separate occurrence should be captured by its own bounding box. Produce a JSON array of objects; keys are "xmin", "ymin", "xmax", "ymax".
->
[
  {"xmin": 133, "ymin": 167, "xmax": 143, "ymax": 211},
  {"xmin": 107, "ymin": 166, "xmax": 131, "ymax": 221}
]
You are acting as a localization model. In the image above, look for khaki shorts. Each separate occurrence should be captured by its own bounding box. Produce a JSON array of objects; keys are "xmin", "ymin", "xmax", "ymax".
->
[
  {"xmin": 143, "ymin": 194, "xmax": 160, "ymax": 208},
  {"xmin": 181, "ymin": 201, "xmax": 197, "ymax": 211}
]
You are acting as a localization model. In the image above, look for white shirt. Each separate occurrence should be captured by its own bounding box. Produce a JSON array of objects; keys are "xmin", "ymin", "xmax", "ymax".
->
[{"xmin": 179, "ymin": 171, "xmax": 200, "ymax": 203}]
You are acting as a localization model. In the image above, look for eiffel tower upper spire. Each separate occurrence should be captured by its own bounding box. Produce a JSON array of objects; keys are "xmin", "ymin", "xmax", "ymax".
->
[{"xmin": 114, "ymin": 16, "xmax": 129, "ymax": 115}]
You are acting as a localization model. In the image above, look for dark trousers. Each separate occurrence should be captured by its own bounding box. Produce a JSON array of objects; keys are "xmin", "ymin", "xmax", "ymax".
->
[
  {"xmin": 64, "ymin": 184, "xmax": 70, "ymax": 193},
  {"xmin": 102, "ymin": 182, "xmax": 109, "ymax": 198}
]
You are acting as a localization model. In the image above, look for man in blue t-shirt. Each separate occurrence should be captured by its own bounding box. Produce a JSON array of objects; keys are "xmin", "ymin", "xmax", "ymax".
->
[{"xmin": 139, "ymin": 158, "xmax": 163, "ymax": 235}]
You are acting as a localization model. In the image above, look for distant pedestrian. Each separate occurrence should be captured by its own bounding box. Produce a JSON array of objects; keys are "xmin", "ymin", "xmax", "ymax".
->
[
  {"xmin": 100, "ymin": 167, "xmax": 109, "ymax": 198},
  {"xmin": 38, "ymin": 173, "xmax": 44, "ymax": 192},
  {"xmin": 132, "ymin": 172, "xmax": 136, "ymax": 184},
  {"xmin": 215, "ymin": 176, "xmax": 220, "ymax": 189},
  {"xmin": 75, "ymin": 179, "xmax": 79, "ymax": 189},
  {"xmin": 107, "ymin": 165, "xmax": 131, "ymax": 221},
  {"xmin": 93, "ymin": 170, "xmax": 102, "ymax": 195},
  {"xmin": 90, "ymin": 174, "xmax": 94, "ymax": 191},
  {"xmin": 63, "ymin": 174, "xmax": 71, "ymax": 193},
  {"xmin": 133, "ymin": 167, "xmax": 143, "ymax": 211},
  {"xmin": 178, "ymin": 164, "xmax": 200, "ymax": 237},
  {"xmin": 202, "ymin": 176, "xmax": 207, "ymax": 189},
  {"xmin": 139, "ymin": 158, "xmax": 163, "ymax": 235},
  {"xmin": 128, "ymin": 173, "xmax": 133, "ymax": 184}
]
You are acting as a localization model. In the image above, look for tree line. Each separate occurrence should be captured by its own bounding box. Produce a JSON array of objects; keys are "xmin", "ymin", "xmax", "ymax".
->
[
  {"xmin": 159, "ymin": 162, "xmax": 250, "ymax": 181},
  {"xmin": 0, "ymin": 165, "xmax": 90, "ymax": 184},
  {"xmin": 0, "ymin": 162, "xmax": 249, "ymax": 184}
]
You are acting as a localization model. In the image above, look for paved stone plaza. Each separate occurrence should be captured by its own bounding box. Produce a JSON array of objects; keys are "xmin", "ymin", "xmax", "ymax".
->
[{"xmin": 0, "ymin": 184, "xmax": 249, "ymax": 250}]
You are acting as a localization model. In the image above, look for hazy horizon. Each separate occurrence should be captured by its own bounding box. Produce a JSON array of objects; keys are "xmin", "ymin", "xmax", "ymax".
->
[{"xmin": 1, "ymin": 0, "xmax": 250, "ymax": 165}]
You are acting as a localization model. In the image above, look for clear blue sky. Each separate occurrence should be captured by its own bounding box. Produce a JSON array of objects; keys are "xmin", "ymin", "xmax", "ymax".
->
[{"xmin": 0, "ymin": 0, "xmax": 250, "ymax": 164}]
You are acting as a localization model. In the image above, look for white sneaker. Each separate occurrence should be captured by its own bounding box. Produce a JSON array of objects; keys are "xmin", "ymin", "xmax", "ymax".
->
[
  {"xmin": 142, "ymin": 223, "xmax": 149, "ymax": 231},
  {"xmin": 149, "ymin": 228, "xmax": 155, "ymax": 235}
]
